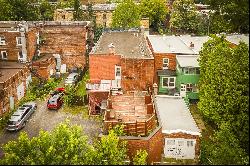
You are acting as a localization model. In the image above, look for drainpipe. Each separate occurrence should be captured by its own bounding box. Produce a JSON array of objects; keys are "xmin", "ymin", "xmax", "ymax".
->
[{"xmin": 53, "ymin": 54, "xmax": 61, "ymax": 78}]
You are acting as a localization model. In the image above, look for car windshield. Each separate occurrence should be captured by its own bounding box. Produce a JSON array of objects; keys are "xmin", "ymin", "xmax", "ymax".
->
[
  {"xmin": 48, "ymin": 100, "xmax": 56, "ymax": 104},
  {"xmin": 7, "ymin": 121, "xmax": 17, "ymax": 125}
]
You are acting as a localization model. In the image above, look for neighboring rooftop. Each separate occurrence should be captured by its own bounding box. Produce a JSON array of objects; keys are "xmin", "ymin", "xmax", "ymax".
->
[
  {"xmin": 178, "ymin": 35, "xmax": 210, "ymax": 54},
  {"xmin": 225, "ymin": 34, "xmax": 249, "ymax": 46},
  {"xmin": 176, "ymin": 55, "xmax": 200, "ymax": 68},
  {"xmin": 0, "ymin": 62, "xmax": 26, "ymax": 83},
  {"xmin": 155, "ymin": 95, "xmax": 201, "ymax": 136},
  {"xmin": 91, "ymin": 31, "xmax": 153, "ymax": 58},
  {"xmin": 147, "ymin": 35, "xmax": 195, "ymax": 54}
]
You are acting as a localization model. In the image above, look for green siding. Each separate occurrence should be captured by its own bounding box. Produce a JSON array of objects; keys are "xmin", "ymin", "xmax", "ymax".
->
[{"xmin": 176, "ymin": 67, "xmax": 200, "ymax": 100}]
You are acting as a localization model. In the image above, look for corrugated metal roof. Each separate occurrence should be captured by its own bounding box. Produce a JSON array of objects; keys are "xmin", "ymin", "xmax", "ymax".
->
[
  {"xmin": 155, "ymin": 95, "xmax": 201, "ymax": 136},
  {"xmin": 176, "ymin": 55, "xmax": 200, "ymax": 67},
  {"xmin": 225, "ymin": 34, "xmax": 249, "ymax": 46},
  {"xmin": 147, "ymin": 35, "xmax": 195, "ymax": 54}
]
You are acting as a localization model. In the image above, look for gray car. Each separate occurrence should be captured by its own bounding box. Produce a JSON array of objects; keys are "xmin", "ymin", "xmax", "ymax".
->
[{"xmin": 6, "ymin": 102, "xmax": 37, "ymax": 131}]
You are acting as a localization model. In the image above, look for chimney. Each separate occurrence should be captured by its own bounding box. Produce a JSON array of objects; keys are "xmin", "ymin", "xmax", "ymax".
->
[
  {"xmin": 108, "ymin": 43, "xmax": 115, "ymax": 54},
  {"xmin": 190, "ymin": 42, "xmax": 194, "ymax": 48}
]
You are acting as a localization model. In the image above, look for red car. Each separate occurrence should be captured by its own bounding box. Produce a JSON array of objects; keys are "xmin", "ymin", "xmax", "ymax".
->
[{"xmin": 47, "ymin": 88, "xmax": 65, "ymax": 110}]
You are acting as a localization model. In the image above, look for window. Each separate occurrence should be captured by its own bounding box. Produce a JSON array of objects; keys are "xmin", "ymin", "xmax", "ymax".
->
[
  {"xmin": 196, "ymin": 68, "xmax": 200, "ymax": 74},
  {"xmin": 187, "ymin": 140, "xmax": 194, "ymax": 147},
  {"xmin": 162, "ymin": 77, "xmax": 175, "ymax": 88},
  {"xmin": 18, "ymin": 51, "xmax": 23, "ymax": 59},
  {"xmin": 16, "ymin": 37, "xmax": 22, "ymax": 45},
  {"xmin": 163, "ymin": 58, "xmax": 169, "ymax": 69},
  {"xmin": 1, "ymin": 51, "xmax": 7, "ymax": 59},
  {"xmin": 183, "ymin": 67, "xmax": 200, "ymax": 74},
  {"xmin": 0, "ymin": 36, "xmax": 6, "ymax": 45},
  {"xmin": 167, "ymin": 140, "xmax": 175, "ymax": 145},
  {"xmin": 62, "ymin": 15, "xmax": 65, "ymax": 19},
  {"xmin": 115, "ymin": 66, "xmax": 121, "ymax": 79},
  {"xmin": 186, "ymin": 83, "xmax": 193, "ymax": 92}
]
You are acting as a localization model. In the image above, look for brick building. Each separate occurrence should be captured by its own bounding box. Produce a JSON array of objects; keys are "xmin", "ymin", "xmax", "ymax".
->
[{"xmin": 0, "ymin": 62, "xmax": 32, "ymax": 117}]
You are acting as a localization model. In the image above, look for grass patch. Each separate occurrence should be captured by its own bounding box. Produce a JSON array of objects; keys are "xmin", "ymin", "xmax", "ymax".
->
[{"xmin": 62, "ymin": 106, "xmax": 88, "ymax": 115}]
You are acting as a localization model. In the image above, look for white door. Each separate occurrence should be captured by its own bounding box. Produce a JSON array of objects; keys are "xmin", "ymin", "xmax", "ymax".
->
[
  {"xmin": 9, "ymin": 96, "xmax": 14, "ymax": 110},
  {"xmin": 180, "ymin": 84, "xmax": 186, "ymax": 97},
  {"xmin": 17, "ymin": 82, "xmax": 24, "ymax": 100},
  {"xmin": 185, "ymin": 139, "xmax": 196, "ymax": 159},
  {"xmin": 60, "ymin": 64, "xmax": 67, "ymax": 73}
]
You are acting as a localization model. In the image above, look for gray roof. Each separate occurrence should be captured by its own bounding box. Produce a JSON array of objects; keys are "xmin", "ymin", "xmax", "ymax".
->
[
  {"xmin": 147, "ymin": 35, "xmax": 195, "ymax": 54},
  {"xmin": 176, "ymin": 55, "xmax": 200, "ymax": 67},
  {"xmin": 225, "ymin": 34, "xmax": 249, "ymax": 46},
  {"xmin": 178, "ymin": 35, "xmax": 210, "ymax": 54},
  {"xmin": 91, "ymin": 31, "xmax": 153, "ymax": 58},
  {"xmin": 157, "ymin": 69, "xmax": 176, "ymax": 76},
  {"xmin": 155, "ymin": 95, "xmax": 201, "ymax": 136}
]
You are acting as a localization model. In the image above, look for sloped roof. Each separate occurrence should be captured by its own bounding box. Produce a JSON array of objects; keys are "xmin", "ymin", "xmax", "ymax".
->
[
  {"xmin": 225, "ymin": 34, "xmax": 249, "ymax": 46},
  {"xmin": 155, "ymin": 95, "xmax": 201, "ymax": 136},
  {"xmin": 176, "ymin": 55, "xmax": 200, "ymax": 67}
]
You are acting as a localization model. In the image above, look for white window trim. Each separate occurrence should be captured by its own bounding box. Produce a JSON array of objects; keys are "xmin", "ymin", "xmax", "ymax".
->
[
  {"xmin": 0, "ymin": 37, "xmax": 6, "ymax": 45},
  {"xmin": 162, "ymin": 77, "xmax": 175, "ymax": 88},
  {"xmin": 1, "ymin": 50, "xmax": 7, "ymax": 59},
  {"xmin": 183, "ymin": 67, "xmax": 200, "ymax": 75},
  {"xmin": 16, "ymin": 37, "xmax": 22, "ymax": 46},
  {"xmin": 115, "ymin": 65, "xmax": 121, "ymax": 80},
  {"xmin": 163, "ymin": 58, "xmax": 169, "ymax": 70}
]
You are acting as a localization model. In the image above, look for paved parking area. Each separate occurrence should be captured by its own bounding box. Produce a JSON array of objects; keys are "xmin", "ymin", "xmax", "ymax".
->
[{"xmin": 0, "ymin": 100, "xmax": 102, "ymax": 158}]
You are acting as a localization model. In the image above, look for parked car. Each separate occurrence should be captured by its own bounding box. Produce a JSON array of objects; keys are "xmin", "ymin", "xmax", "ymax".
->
[
  {"xmin": 65, "ymin": 73, "xmax": 79, "ymax": 86},
  {"xmin": 6, "ymin": 102, "xmax": 37, "ymax": 131},
  {"xmin": 47, "ymin": 89, "xmax": 64, "ymax": 110}
]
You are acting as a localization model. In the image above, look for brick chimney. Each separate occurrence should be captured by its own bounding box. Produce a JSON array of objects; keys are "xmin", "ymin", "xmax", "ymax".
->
[{"xmin": 108, "ymin": 43, "xmax": 115, "ymax": 54}]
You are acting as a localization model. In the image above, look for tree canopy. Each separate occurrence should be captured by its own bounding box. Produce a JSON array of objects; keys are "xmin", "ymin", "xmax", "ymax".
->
[
  {"xmin": 205, "ymin": 0, "xmax": 249, "ymax": 33},
  {"xmin": 0, "ymin": 120, "xmax": 148, "ymax": 165},
  {"xmin": 169, "ymin": 0, "xmax": 200, "ymax": 34},
  {"xmin": 111, "ymin": 0, "xmax": 141, "ymax": 29},
  {"xmin": 198, "ymin": 35, "xmax": 249, "ymax": 164},
  {"xmin": 139, "ymin": 0, "xmax": 168, "ymax": 31}
]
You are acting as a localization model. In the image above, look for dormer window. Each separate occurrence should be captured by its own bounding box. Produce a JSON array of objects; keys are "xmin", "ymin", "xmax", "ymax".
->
[
  {"xmin": 16, "ymin": 37, "xmax": 22, "ymax": 46},
  {"xmin": 0, "ymin": 36, "xmax": 6, "ymax": 45},
  {"xmin": 163, "ymin": 58, "xmax": 169, "ymax": 69}
]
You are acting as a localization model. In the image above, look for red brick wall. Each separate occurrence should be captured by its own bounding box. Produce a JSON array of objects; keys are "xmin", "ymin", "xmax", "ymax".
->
[
  {"xmin": 0, "ymin": 31, "xmax": 22, "ymax": 61},
  {"xmin": 164, "ymin": 132, "xmax": 201, "ymax": 158},
  {"xmin": 0, "ymin": 67, "xmax": 30, "ymax": 117},
  {"xmin": 89, "ymin": 54, "xmax": 121, "ymax": 82},
  {"xmin": 26, "ymin": 28, "xmax": 38, "ymax": 62},
  {"xmin": 154, "ymin": 53, "xmax": 176, "ymax": 84},
  {"xmin": 39, "ymin": 25, "xmax": 87, "ymax": 70},
  {"xmin": 121, "ymin": 58, "xmax": 154, "ymax": 92},
  {"xmin": 88, "ymin": 91, "xmax": 109, "ymax": 114},
  {"xmin": 121, "ymin": 126, "xmax": 163, "ymax": 164}
]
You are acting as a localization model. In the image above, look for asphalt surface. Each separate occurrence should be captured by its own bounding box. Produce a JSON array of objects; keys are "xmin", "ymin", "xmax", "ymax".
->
[{"xmin": 0, "ymin": 99, "xmax": 102, "ymax": 159}]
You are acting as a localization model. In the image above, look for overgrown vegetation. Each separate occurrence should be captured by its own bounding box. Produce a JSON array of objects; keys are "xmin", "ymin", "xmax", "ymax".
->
[
  {"xmin": 198, "ymin": 35, "xmax": 249, "ymax": 164},
  {"xmin": 0, "ymin": 120, "xmax": 148, "ymax": 165}
]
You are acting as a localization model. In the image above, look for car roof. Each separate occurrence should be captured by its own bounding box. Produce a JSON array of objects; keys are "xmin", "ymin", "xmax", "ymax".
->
[
  {"xmin": 16, "ymin": 107, "xmax": 29, "ymax": 112},
  {"xmin": 49, "ymin": 94, "xmax": 61, "ymax": 101}
]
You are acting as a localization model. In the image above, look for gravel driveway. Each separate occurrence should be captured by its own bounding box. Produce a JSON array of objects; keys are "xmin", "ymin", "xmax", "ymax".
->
[{"xmin": 0, "ymin": 99, "xmax": 102, "ymax": 158}]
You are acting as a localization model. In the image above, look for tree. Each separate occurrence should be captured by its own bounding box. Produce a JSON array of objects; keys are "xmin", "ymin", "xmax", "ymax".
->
[
  {"xmin": 111, "ymin": 0, "xmax": 141, "ymax": 29},
  {"xmin": 95, "ymin": 130, "xmax": 129, "ymax": 165},
  {"xmin": 169, "ymin": 0, "xmax": 200, "ymax": 34},
  {"xmin": 205, "ymin": 0, "xmax": 249, "ymax": 33},
  {"xmin": 0, "ymin": 120, "xmax": 96, "ymax": 165},
  {"xmin": 139, "ymin": 0, "xmax": 168, "ymax": 31},
  {"xmin": 198, "ymin": 35, "xmax": 249, "ymax": 164},
  {"xmin": 133, "ymin": 149, "xmax": 148, "ymax": 165},
  {"xmin": 39, "ymin": 0, "xmax": 54, "ymax": 21},
  {"xmin": 73, "ymin": 0, "xmax": 83, "ymax": 21}
]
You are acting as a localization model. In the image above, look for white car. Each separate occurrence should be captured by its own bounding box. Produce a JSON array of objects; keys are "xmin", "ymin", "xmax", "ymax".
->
[
  {"xmin": 6, "ymin": 102, "xmax": 37, "ymax": 131},
  {"xmin": 65, "ymin": 73, "xmax": 78, "ymax": 86}
]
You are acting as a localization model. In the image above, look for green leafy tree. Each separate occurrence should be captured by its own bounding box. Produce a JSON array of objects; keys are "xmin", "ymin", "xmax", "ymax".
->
[
  {"xmin": 111, "ymin": 0, "xmax": 141, "ymax": 29},
  {"xmin": 63, "ymin": 85, "xmax": 76, "ymax": 106},
  {"xmin": 0, "ymin": 120, "xmax": 96, "ymax": 165},
  {"xmin": 169, "ymin": 0, "xmax": 200, "ymax": 34},
  {"xmin": 205, "ymin": 0, "xmax": 249, "ymax": 33},
  {"xmin": 95, "ymin": 130, "xmax": 128, "ymax": 165},
  {"xmin": 198, "ymin": 35, "xmax": 249, "ymax": 164},
  {"xmin": 133, "ymin": 149, "xmax": 148, "ymax": 165},
  {"xmin": 73, "ymin": 0, "xmax": 83, "ymax": 20},
  {"xmin": 39, "ymin": 0, "xmax": 54, "ymax": 21},
  {"xmin": 139, "ymin": 0, "xmax": 168, "ymax": 31}
]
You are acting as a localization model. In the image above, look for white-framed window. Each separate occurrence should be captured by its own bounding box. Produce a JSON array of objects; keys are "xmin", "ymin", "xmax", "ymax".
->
[
  {"xmin": 115, "ymin": 65, "xmax": 121, "ymax": 79},
  {"xmin": 16, "ymin": 37, "xmax": 22, "ymax": 45},
  {"xmin": 18, "ymin": 51, "xmax": 23, "ymax": 59},
  {"xmin": 1, "ymin": 51, "xmax": 7, "ymax": 59},
  {"xmin": 183, "ymin": 67, "xmax": 200, "ymax": 74},
  {"xmin": 186, "ymin": 83, "xmax": 193, "ymax": 92},
  {"xmin": 0, "ymin": 36, "xmax": 6, "ymax": 45},
  {"xmin": 162, "ymin": 77, "xmax": 175, "ymax": 88},
  {"xmin": 187, "ymin": 140, "xmax": 194, "ymax": 147},
  {"xmin": 163, "ymin": 58, "xmax": 169, "ymax": 69}
]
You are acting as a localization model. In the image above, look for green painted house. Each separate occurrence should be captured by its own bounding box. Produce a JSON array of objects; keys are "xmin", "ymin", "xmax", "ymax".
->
[
  {"xmin": 158, "ymin": 70, "xmax": 177, "ymax": 95},
  {"xmin": 175, "ymin": 55, "xmax": 200, "ymax": 100}
]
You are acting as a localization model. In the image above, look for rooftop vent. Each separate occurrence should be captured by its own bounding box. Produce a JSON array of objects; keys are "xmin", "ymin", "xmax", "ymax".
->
[
  {"xmin": 190, "ymin": 42, "xmax": 194, "ymax": 48},
  {"xmin": 108, "ymin": 43, "xmax": 115, "ymax": 54}
]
